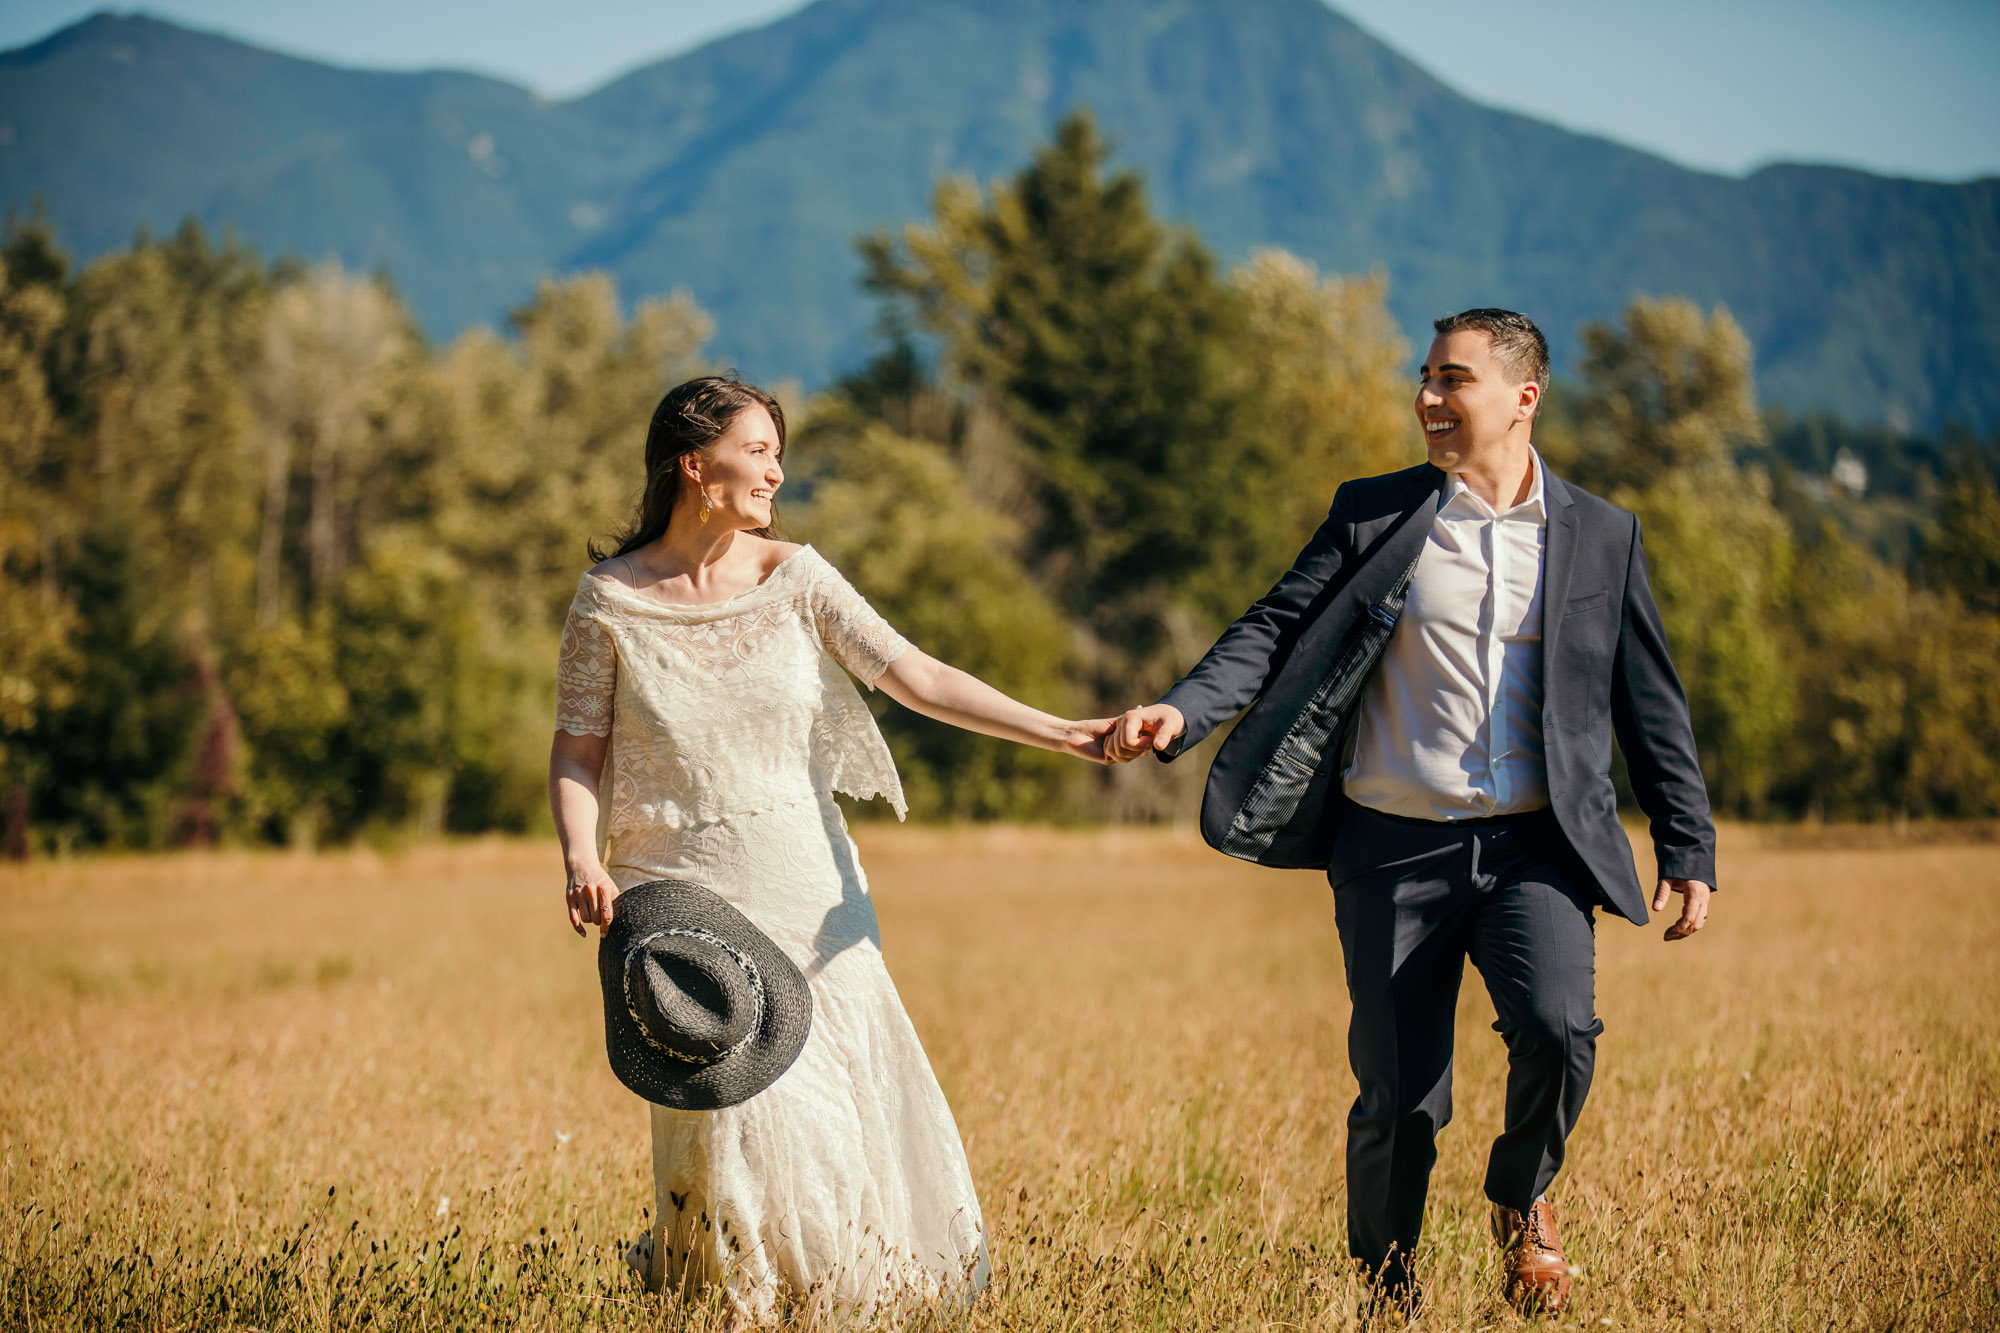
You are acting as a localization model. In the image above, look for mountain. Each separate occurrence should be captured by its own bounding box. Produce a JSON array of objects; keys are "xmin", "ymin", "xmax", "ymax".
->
[{"xmin": 4, "ymin": 2, "xmax": 1997, "ymax": 429}]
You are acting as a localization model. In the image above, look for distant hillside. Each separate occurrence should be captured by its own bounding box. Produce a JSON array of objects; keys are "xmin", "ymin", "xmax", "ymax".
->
[{"xmin": 4, "ymin": 1, "xmax": 1996, "ymax": 429}]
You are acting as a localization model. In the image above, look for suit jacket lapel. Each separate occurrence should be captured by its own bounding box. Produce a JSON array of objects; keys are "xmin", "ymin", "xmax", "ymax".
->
[
  {"xmin": 1356, "ymin": 465, "xmax": 1444, "ymax": 565},
  {"xmin": 1540, "ymin": 465, "xmax": 1581, "ymax": 682},
  {"xmin": 1355, "ymin": 468, "xmax": 1443, "ymax": 612},
  {"xmin": 1282, "ymin": 466, "xmax": 1441, "ymax": 676}
]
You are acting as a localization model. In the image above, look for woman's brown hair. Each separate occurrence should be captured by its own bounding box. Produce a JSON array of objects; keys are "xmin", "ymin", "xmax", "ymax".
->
[{"xmin": 589, "ymin": 375, "xmax": 787, "ymax": 562}]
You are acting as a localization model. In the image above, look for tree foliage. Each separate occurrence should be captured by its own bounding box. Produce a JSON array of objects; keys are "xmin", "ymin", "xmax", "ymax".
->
[
  {"xmin": 1924, "ymin": 459, "xmax": 2000, "ymax": 617},
  {"xmin": 3, "ymin": 113, "xmax": 1995, "ymax": 849},
  {"xmin": 0, "ymin": 220, "xmax": 708, "ymax": 850},
  {"xmin": 1545, "ymin": 299, "xmax": 1794, "ymax": 812},
  {"xmin": 789, "ymin": 416, "xmax": 1080, "ymax": 820},
  {"xmin": 1544, "ymin": 297, "xmax": 2000, "ymax": 819},
  {"xmin": 844, "ymin": 111, "xmax": 1411, "ymax": 816}
]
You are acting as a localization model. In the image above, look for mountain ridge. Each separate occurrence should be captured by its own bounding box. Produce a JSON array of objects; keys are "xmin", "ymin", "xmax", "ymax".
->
[{"xmin": 4, "ymin": 2, "xmax": 1995, "ymax": 429}]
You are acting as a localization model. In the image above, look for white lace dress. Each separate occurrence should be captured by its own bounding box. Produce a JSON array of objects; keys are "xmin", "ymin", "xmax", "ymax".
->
[{"xmin": 554, "ymin": 545, "xmax": 988, "ymax": 1322}]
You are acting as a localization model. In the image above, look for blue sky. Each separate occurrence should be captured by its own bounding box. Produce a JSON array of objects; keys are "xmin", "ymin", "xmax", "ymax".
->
[{"xmin": 6, "ymin": 0, "xmax": 1996, "ymax": 181}]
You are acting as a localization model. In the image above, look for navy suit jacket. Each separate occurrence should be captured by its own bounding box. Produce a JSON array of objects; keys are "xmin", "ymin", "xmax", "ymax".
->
[{"xmin": 1157, "ymin": 461, "xmax": 1716, "ymax": 924}]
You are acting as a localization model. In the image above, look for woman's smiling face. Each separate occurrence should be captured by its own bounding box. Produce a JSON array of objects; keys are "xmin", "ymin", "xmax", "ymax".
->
[{"xmin": 688, "ymin": 403, "xmax": 785, "ymax": 528}]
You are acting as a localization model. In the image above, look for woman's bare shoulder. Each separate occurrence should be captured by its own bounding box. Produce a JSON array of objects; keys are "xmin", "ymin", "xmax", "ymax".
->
[
  {"xmin": 584, "ymin": 555, "xmax": 637, "ymax": 587},
  {"xmin": 751, "ymin": 537, "xmax": 805, "ymax": 574}
]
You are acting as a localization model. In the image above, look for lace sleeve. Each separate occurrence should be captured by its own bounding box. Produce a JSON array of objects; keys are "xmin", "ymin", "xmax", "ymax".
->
[
  {"xmin": 809, "ymin": 557, "xmax": 911, "ymax": 689},
  {"xmin": 555, "ymin": 584, "xmax": 617, "ymax": 736}
]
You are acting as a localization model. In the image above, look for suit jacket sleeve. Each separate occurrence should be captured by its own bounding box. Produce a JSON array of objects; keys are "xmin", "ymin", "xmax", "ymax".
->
[
  {"xmin": 1153, "ymin": 488, "xmax": 1353, "ymax": 761},
  {"xmin": 1610, "ymin": 512, "xmax": 1719, "ymax": 889}
]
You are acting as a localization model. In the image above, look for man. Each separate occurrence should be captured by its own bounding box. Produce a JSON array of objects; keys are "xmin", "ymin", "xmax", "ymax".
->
[{"xmin": 1103, "ymin": 309, "xmax": 1715, "ymax": 1317}]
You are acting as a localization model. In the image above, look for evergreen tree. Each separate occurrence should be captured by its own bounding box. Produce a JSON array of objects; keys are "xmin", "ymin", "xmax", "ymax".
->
[
  {"xmin": 863, "ymin": 111, "xmax": 1256, "ymax": 674},
  {"xmin": 0, "ymin": 223, "xmax": 75, "ymax": 851},
  {"xmin": 862, "ymin": 111, "xmax": 1410, "ymax": 698},
  {"xmin": 1924, "ymin": 456, "xmax": 2000, "ymax": 616}
]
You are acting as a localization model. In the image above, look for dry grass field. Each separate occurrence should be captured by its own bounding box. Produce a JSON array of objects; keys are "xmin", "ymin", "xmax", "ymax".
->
[{"xmin": 2, "ymin": 823, "xmax": 1997, "ymax": 1331}]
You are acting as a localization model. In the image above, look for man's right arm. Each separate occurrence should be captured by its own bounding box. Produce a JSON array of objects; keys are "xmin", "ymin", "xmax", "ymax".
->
[{"xmin": 1137, "ymin": 490, "xmax": 1353, "ymax": 761}]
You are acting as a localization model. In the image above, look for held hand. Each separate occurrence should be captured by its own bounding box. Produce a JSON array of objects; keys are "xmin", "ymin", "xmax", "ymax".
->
[
  {"xmin": 1653, "ymin": 877, "xmax": 1711, "ymax": 942},
  {"xmin": 1102, "ymin": 703, "xmax": 1186, "ymax": 764},
  {"xmin": 1060, "ymin": 719, "xmax": 1118, "ymax": 765},
  {"xmin": 565, "ymin": 862, "xmax": 622, "ymax": 939}
]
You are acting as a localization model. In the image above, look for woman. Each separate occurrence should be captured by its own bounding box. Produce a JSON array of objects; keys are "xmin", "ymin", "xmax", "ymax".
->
[{"xmin": 549, "ymin": 376, "xmax": 1108, "ymax": 1323}]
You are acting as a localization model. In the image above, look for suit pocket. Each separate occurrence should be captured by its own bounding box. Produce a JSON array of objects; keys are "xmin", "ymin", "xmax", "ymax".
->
[{"xmin": 1564, "ymin": 589, "xmax": 1610, "ymax": 616}]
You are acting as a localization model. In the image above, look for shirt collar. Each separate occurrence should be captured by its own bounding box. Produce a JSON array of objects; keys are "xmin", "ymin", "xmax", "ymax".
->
[{"xmin": 1441, "ymin": 448, "xmax": 1547, "ymax": 522}]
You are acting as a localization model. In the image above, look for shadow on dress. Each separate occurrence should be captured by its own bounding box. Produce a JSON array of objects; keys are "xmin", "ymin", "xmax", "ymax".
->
[{"xmin": 804, "ymin": 793, "xmax": 881, "ymax": 983}]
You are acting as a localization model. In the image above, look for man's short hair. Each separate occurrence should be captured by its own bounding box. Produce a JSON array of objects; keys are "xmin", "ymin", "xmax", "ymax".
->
[{"xmin": 1433, "ymin": 308, "xmax": 1550, "ymax": 412}]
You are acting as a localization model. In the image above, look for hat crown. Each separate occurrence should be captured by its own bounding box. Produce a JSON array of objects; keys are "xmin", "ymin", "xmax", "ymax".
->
[
  {"xmin": 600, "ymin": 879, "xmax": 811, "ymax": 1111},
  {"xmin": 622, "ymin": 927, "xmax": 762, "ymax": 1066}
]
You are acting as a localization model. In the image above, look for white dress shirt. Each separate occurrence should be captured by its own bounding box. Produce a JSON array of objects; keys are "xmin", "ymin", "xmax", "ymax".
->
[{"xmin": 1343, "ymin": 451, "xmax": 1551, "ymax": 820}]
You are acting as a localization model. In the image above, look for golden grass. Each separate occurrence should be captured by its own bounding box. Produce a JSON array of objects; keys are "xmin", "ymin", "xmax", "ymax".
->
[{"xmin": 2, "ymin": 824, "xmax": 1997, "ymax": 1330}]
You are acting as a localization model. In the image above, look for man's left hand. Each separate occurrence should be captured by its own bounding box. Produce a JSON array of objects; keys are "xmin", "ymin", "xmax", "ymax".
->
[
  {"xmin": 1102, "ymin": 703, "xmax": 1186, "ymax": 764},
  {"xmin": 1653, "ymin": 877, "xmax": 1711, "ymax": 942}
]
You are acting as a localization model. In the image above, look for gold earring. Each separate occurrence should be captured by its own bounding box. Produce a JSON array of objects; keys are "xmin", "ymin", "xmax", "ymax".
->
[{"xmin": 699, "ymin": 488, "xmax": 714, "ymax": 522}]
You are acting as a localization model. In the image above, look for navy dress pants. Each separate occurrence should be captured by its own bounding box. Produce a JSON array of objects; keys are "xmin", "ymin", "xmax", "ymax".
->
[{"xmin": 1327, "ymin": 799, "xmax": 1603, "ymax": 1284}]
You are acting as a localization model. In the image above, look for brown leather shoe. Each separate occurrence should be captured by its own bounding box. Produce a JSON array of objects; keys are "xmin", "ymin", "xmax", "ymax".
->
[{"xmin": 1491, "ymin": 1199, "xmax": 1572, "ymax": 1315}]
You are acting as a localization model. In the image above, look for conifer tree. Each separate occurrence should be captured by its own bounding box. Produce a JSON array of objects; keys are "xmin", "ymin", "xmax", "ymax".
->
[
  {"xmin": 861, "ymin": 112, "xmax": 1409, "ymax": 699},
  {"xmin": 1925, "ymin": 456, "xmax": 2000, "ymax": 616},
  {"xmin": 863, "ymin": 111, "xmax": 1254, "ymax": 671}
]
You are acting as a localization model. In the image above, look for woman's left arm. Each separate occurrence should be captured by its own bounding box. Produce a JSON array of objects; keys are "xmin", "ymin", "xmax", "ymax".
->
[{"xmin": 875, "ymin": 648, "xmax": 1111, "ymax": 763}]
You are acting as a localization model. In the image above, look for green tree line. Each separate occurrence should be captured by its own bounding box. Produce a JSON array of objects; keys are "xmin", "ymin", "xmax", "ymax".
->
[{"xmin": 4, "ymin": 112, "xmax": 1997, "ymax": 852}]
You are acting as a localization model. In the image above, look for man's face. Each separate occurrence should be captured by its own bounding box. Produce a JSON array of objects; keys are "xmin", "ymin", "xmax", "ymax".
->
[{"xmin": 1415, "ymin": 329, "xmax": 1537, "ymax": 471}]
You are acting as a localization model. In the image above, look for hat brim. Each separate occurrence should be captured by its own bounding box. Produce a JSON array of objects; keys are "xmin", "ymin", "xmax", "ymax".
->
[{"xmin": 599, "ymin": 880, "xmax": 813, "ymax": 1111}]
